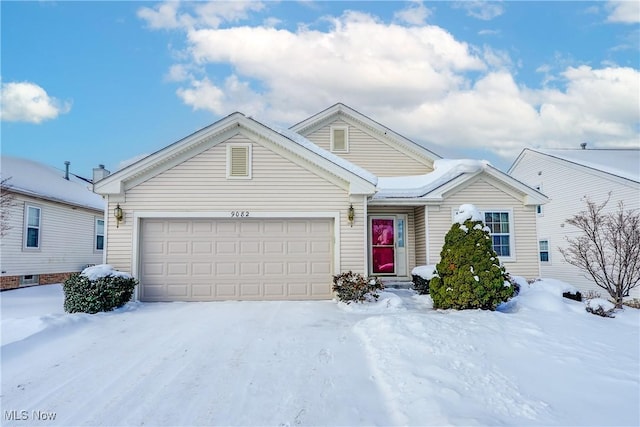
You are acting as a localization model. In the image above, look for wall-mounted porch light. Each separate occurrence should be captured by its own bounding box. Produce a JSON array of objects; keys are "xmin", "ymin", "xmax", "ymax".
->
[
  {"xmin": 348, "ymin": 204, "xmax": 355, "ymax": 227},
  {"xmin": 114, "ymin": 203, "xmax": 123, "ymax": 228}
]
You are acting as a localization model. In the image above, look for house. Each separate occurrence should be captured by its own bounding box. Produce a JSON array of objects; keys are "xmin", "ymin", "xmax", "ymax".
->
[
  {"xmin": 0, "ymin": 156, "xmax": 106, "ymax": 290},
  {"xmin": 93, "ymin": 103, "xmax": 547, "ymax": 302},
  {"xmin": 509, "ymin": 147, "xmax": 640, "ymax": 299}
]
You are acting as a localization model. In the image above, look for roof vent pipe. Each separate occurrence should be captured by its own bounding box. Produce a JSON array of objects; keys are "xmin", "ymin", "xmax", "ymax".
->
[
  {"xmin": 64, "ymin": 161, "xmax": 70, "ymax": 180},
  {"xmin": 580, "ymin": 142, "xmax": 587, "ymax": 150}
]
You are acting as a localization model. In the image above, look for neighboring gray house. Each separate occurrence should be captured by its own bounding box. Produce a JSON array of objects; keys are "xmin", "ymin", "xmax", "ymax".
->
[
  {"xmin": 509, "ymin": 147, "xmax": 640, "ymax": 299},
  {"xmin": 0, "ymin": 156, "xmax": 106, "ymax": 290},
  {"xmin": 93, "ymin": 103, "xmax": 546, "ymax": 302}
]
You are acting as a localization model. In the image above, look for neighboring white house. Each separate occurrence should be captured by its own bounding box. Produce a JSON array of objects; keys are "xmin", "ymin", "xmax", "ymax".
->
[
  {"xmin": 93, "ymin": 103, "xmax": 547, "ymax": 302},
  {"xmin": 509, "ymin": 147, "xmax": 640, "ymax": 300},
  {"xmin": 0, "ymin": 156, "xmax": 106, "ymax": 290}
]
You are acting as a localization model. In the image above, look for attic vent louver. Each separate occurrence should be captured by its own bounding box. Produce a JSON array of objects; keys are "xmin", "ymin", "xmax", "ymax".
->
[{"xmin": 227, "ymin": 144, "xmax": 252, "ymax": 179}]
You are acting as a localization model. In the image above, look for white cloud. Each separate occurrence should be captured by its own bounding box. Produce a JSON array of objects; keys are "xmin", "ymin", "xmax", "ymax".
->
[
  {"xmin": 606, "ymin": 0, "xmax": 640, "ymax": 24},
  {"xmin": 137, "ymin": 1, "xmax": 265, "ymax": 30},
  {"xmin": 393, "ymin": 1, "xmax": 432, "ymax": 26},
  {"xmin": 454, "ymin": 1, "xmax": 505, "ymax": 21},
  {"xmin": 0, "ymin": 81, "xmax": 71, "ymax": 124},
  {"xmin": 146, "ymin": 5, "xmax": 639, "ymax": 163}
]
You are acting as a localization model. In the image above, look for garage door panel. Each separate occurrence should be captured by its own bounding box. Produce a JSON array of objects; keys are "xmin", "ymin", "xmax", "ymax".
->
[
  {"xmin": 167, "ymin": 284, "xmax": 189, "ymax": 297},
  {"xmin": 216, "ymin": 283, "xmax": 239, "ymax": 298},
  {"xmin": 168, "ymin": 221, "xmax": 189, "ymax": 233},
  {"xmin": 167, "ymin": 241, "xmax": 189, "ymax": 255},
  {"xmin": 216, "ymin": 241, "xmax": 237, "ymax": 254},
  {"xmin": 192, "ymin": 241, "xmax": 213, "ymax": 254},
  {"xmin": 140, "ymin": 218, "xmax": 333, "ymax": 301},
  {"xmin": 216, "ymin": 262, "xmax": 237, "ymax": 275},
  {"xmin": 264, "ymin": 262, "xmax": 284, "ymax": 275}
]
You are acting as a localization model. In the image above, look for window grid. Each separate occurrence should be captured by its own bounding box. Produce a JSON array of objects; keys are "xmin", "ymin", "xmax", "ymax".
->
[
  {"xmin": 484, "ymin": 211, "xmax": 511, "ymax": 257},
  {"xmin": 96, "ymin": 218, "xmax": 105, "ymax": 251},
  {"xmin": 25, "ymin": 205, "xmax": 41, "ymax": 249},
  {"xmin": 539, "ymin": 240, "xmax": 549, "ymax": 262}
]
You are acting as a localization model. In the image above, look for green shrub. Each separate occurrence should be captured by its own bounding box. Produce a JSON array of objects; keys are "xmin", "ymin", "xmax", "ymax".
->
[
  {"xmin": 63, "ymin": 273, "xmax": 137, "ymax": 314},
  {"xmin": 332, "ymin": 271, "xmax": 384, "ymax": 304},
  {"xmin": 430, "ymin": 217, "xmax": 514, "ymax": 310},
  {"xmin": 411, "ymin": 274, "xmax": 431, "ymax": 295}
]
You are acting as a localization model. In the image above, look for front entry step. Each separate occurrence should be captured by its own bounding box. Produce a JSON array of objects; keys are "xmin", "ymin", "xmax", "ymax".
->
[{"xmin": 382, "ymin": 281, "xmax": 413, "ymax": 290}]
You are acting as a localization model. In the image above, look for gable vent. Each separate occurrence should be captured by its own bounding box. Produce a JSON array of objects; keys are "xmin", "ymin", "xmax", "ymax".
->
[
  {"xmin": 227, "ymin": 144, "xmax": 252, "ymax": 179},
  {"xmin": 331, "ymin": 126, "xmax": 349, "ymax": 152}
]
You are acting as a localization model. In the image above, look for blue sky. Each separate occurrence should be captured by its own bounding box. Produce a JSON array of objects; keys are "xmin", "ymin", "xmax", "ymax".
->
[{"xmin": 1, "ymin": 1, "xmax": 638, "ymax": 177}]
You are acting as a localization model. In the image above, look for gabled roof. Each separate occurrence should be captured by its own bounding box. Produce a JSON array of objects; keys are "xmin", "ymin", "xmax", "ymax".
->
[
  {"xmin": 290, "ymin": 103, "xmax": 442, "ymax": 164},
  {"xmin": 93, "ymin": 113, "xmax": 377, "ymax": 196},
  {"xmin": 371, "ymin": 159, "xmax": 548, "ymax": 206},
  {"xmin": 0, "ymin": 156, "xmax": 105, "ymax": 211},
  {"xmin": 509, "ymin": 148, "xmax": 640, "ymax": 183}
]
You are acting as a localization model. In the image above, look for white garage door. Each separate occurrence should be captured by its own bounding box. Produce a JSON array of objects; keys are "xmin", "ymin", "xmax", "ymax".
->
[{"xmin": 139, "ymin": 218, "xmax": 334, "ymax": 301}]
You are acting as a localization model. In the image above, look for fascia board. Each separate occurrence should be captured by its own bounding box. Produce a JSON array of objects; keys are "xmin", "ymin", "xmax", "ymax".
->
[{"xmin": 484, "ymin": 166, "xmax": 549, "ymax": 205}]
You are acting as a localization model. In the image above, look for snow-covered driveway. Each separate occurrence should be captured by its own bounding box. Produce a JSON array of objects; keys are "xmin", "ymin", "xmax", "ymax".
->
[
  {"xmin": 1, "ymin": 283, "xmax": 639, "ymax": 426},
  {"xmin": 2, "ymin": 291, "xmax": 391, "ymax": 426}
]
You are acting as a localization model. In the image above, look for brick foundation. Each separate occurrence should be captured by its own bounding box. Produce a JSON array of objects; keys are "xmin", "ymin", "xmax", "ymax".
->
[{"xmin": 0, "ymin": 271, "xmax": 79, "ymax": 291}]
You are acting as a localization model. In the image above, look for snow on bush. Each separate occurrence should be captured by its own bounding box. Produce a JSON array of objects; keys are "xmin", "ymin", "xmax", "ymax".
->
[
  {"xmin": 453, "ymin": 203, "xmax": 483, "ymax": 224},
  {"xmin": 585, "ymin": 298, "xmax": 616, "ymax": 318},
  {"xmin": 65, "ymin": 265, "xmax": 137, "ymax": 314},
  {"xmin": 81, "ymin": 264, "xmax": 133, "ymax": 281},
  {"xmin": 336, "ymin": 291, "xmax": 404, "ymax": 313},
  {"xmin": 332, "ymin": 271, "xmax": 384, "ymax": 304},
  {"xmin": 411, "ymin": 265, "xmax": 437, "ymax": 280}
]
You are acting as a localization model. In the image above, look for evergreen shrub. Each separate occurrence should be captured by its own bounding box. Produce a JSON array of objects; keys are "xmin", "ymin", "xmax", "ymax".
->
[
  {"xmin": 332, "ymin": 271, "xmax": 384, "ymax": 304},
  {"xmin": 411, "ymin": 274, "xmax": 431, "ymax": 295},
  {"xmin": 63, "ymin": 273, "xmax": 137, "ymax": 314},
  {"xmin": 430, "ymin": 214, "xmax": 514, "ymax": 310}
]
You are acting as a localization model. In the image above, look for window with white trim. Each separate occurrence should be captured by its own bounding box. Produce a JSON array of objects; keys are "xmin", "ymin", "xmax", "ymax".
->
[
  {"xmin": 226, "ymin": 143, "xmax": 252, "ymax": 179},
  {"xmin": 535, "ymin": 185, "xmax": 543, "ymax": 216},
  {"xmin": 330, "ymin": 126, "xmax": 349, "ymax": 152},
  {"xmin": 24, "ymin": 205, "xmax": 41, "ymax": 249},
  {"xmin": 483, "ymin": 211, "xmax": 512, "ymax": 258},
  {"xmin": 539, "ymin": 239, "xmax": 550, "ymax": 263},
  {"xmin": 95, "ymin": 218, "xmax": 105, "ymax": 251}
]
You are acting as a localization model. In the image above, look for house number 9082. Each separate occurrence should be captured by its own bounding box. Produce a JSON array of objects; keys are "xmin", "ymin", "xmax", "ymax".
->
[{"xmin": 231, "ymin": 211, "xmax": 250, "ymax": 217}]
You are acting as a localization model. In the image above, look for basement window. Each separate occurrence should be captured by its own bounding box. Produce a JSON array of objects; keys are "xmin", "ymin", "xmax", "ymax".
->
[{"xmin": 227, "ymin": 143, "xmax": 252, "ymax": 179}]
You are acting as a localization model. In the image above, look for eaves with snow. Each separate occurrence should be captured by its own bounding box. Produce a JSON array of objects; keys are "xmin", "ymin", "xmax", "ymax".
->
[{"xmin": 0, "ymin": 156, "xmax": 105, "ymax": 211}]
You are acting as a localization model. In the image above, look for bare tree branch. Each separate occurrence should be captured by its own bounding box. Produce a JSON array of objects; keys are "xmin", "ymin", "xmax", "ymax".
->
[
  {"xmin": 1, "ymin": 177, "xmax": 17, "ymax": 237},
  {"xmin": 560, "ymin": 194, "xmax": 640, "ymax": 308}
]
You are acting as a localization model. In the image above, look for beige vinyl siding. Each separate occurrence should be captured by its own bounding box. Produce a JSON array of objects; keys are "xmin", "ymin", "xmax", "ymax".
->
[
  {"xmin": 305, "ymin": 119, "xmax": 432, "ymax": 177},
  {"xmin": 426, "ymin": 177, "xmax": 539, "ymax": 279},
  {"xmin": 0, "ymin": 194, "xmax": 104, "ymax": 277},
  {"xmin": 510, "ymin": 151, "xmax": 640, "ymax": 298},
  {"xmin": 106, "ymin": 135, "xmax": 366, "ymax": 277},
  {"xmin": 367, "ymin": 206, "xmax": 417, "ymax": 275},
  {"xmin": 414, "ymin": 206, "xmax": 426, "ymax": 266}
]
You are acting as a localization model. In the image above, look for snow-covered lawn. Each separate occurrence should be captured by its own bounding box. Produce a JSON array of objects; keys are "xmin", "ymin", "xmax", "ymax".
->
[{"xmin": 1, "ymin": 280, "xmax": 638, "ymax": 426}]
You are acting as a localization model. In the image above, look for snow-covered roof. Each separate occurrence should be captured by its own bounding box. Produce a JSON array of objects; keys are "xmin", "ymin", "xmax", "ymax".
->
[
  {"xmin": 252, "ymin": 118, "xmax": 378, "ymax": 185},
  {"xmin": 374, "ymin": 159, "xmax": 488, "ymax": 199},
  {"xmin": 533, "ymin": 149, "xmax": 640, "ymax": 183},
  {"xmin": 0, "ymin": 156, "xmax": 105, "ymax": 211}
]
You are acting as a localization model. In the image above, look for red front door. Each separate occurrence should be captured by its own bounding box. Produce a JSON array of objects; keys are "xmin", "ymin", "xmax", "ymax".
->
[{"xmin": 371, "ymin": 218, "xmax": 395, "ymax": 275}]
